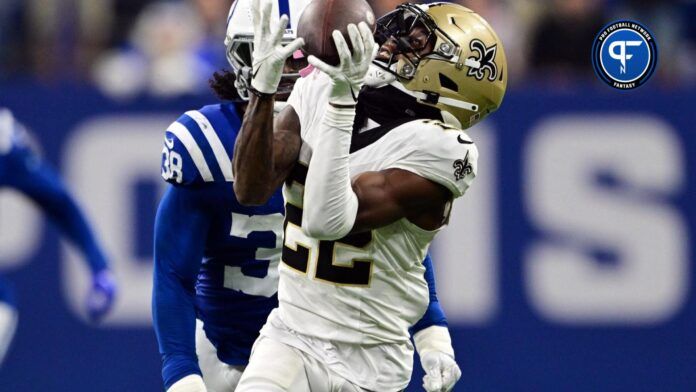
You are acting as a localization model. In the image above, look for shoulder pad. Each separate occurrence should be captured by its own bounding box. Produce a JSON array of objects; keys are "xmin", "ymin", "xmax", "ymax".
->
[
  {"xmin": 161, "ymin": 104, "xmax": 241, "ymax": 186},
  {"xmin": 393, "ymin": 119, "xmax": 478, "ymax": 198}
]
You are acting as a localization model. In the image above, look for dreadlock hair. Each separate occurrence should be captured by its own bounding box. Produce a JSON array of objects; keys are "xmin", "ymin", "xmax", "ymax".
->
[{"xmin": 209, "ymin": 69, "xmax": 241, "ymax": 101}]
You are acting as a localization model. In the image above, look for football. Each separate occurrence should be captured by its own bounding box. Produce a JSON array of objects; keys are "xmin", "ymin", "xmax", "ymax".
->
[{"xmin": 297, "ymin": 0, "xmax": 376, "ymax": 66}]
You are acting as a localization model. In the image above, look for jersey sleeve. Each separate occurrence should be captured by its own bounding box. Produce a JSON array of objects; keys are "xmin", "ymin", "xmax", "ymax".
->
[
  {"xmin": 390, "ymin": 120, "xmax": 478, "ymax": 199},
  {"xmin": 153, "ymin": 186, "xmax": 212, "ymax": 388},
  {"xmin": 161, "ymin": 105, "xmax": 238, "ymax": 187},
  {"xmin": 161, "ymin": 122, "xmax": 204, "ymax": 186}
]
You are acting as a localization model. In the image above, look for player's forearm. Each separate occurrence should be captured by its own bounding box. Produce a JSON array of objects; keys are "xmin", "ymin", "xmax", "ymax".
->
[
  {"xmin": 47, "ymin": 195, "xmax": 108, "ymax": 273},
  {"xmin": 301, "ymin": 22, "xmax": 375, "ymax": 238},
  {"xmin": 153, "ymin": 265, "xmax": 201, "ymax": 389},
  {"xmin": 153, "ymin": 188, "xmax": 208, "ymax": 388},
  {"xmin": 162, "ymin": 353, "xmax": 202, "ymax": 391},
  {"xmin": 154, "ymin": 303, "xmax": 201, "ymax": 389},
  {"xmin": 302, "ymin": 105, "xmax": 358, "ymax": 240},
  {"xmin": 233, "ymin": 94, "xmax": 277, "ymax": 205}
]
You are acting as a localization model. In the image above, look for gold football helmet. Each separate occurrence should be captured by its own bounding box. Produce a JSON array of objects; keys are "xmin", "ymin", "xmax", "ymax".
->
[{"xmin": 372, "ymin": 2, "xmax": 507, "ymax": 128}]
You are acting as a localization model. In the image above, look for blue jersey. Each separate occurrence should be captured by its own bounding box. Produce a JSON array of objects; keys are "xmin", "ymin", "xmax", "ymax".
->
[
  {"xmin": 153, "ymin": 103, "xmax": 285, "ymax": 389},
  {"xmin": 152, "ymin": 103, "xmax": 447, "ymax": 390}
]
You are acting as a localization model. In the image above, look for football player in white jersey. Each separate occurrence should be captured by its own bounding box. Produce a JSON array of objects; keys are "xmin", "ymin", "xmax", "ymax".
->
[
  {"xmin": 233, "ymin": 1, "xmax": 507, "ymax": 390},
  {"xmin": 160, "ymin": 1, "xmax": 463, "ymax": 392}
]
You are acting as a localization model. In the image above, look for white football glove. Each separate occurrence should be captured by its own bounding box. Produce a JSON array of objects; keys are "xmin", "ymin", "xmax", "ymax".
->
[
  {"xmin": 421, "ymin": 351, "xmax": 462, "ymax": 392},
  {"xmin": 250, "ymin": 0, "xmax": 304, "ymax": 94},
  {"xmin": 414, "ymin": 326, "xmax": 462, "ymax": 392},
  {"xmin": 167, "ymin": 374, "xmax": 207, "ymax": 392},
  {"xmin": 307, "ymin": 22, "xmax": 378, "ymax": 107}
]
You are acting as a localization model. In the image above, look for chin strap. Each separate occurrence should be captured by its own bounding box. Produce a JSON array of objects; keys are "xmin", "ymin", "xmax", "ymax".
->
[
  {"xmin": 388, "ymin": 80, "xmax": 480, "ymax": 112},
  {"xmin": 367, "ymin": 61, "xmax": 480, "ymax": 112}
]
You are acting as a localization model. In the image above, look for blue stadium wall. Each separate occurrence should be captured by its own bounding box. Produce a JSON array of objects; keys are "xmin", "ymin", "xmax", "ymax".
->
[{"xmin": 0, "ymin": 83, "xmax": 694, "ymax": 391}]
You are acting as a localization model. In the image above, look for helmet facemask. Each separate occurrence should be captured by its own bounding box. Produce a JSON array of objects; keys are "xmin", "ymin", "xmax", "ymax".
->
[
  {"xmin": 373, "ymin": 4, "xmax": 458, "ymax": 80},
  {"xmin": 225, "ymin": 35, "xmax": 307, "ymax": 101},
  {"xmin": 370, "ymin": 2, "xmax": 508, "ymax": 129}
]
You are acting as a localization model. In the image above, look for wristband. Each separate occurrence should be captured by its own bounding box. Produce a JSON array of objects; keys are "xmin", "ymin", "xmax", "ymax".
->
[
  {"xmin": 247, "ymin": 87, "xmax": 276, "ymax": 99},
  {"xmin": 414, "ymin": 325, "xmax": 455, "ymax": 358}
]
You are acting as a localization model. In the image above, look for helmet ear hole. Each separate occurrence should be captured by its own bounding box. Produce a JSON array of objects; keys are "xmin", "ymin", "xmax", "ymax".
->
[{"xmin": 438, "ymin": 73, "xmax": 458, "ymax": 92}]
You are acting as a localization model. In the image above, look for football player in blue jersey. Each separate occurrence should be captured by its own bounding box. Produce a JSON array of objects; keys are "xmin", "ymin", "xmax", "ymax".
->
[
  {"xmin": 0, "ymin": 108, "xmax": 117, "ymax": 366},
  {"xmin": 153, "ymin": 1, "xmax": 460, "ymax": 392}
]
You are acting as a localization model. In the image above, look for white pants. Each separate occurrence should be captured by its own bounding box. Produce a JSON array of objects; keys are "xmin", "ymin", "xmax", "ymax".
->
[
  {"xmin": 195, "ymin": 320, "xmax": 245, "ymax": 392},
  {"xmin": 236, "ymin": 336, "xmax": 366, "ymax": 392}
]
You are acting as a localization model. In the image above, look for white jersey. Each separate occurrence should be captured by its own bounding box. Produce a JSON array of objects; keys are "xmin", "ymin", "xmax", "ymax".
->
[{"xmin": 262, "ymin": 70, "xmax": 478, "ymax": 391}]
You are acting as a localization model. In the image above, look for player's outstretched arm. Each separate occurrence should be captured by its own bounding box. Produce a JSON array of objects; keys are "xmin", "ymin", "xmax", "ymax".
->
[
  {"xmin": 233, "ymin": 97, "xmax": 301, "ymax": 205},
  {"xmin": 302, "ymin": 23, "xmax": 474, "ymax": 237},
  {"xmin": 5, "ymin": 146, "xmax": 116, "ymax": 323},
  {"xmin": 301, "ymin": 23, "xmax": 378, "ymax": 239},
  {"xmin": 232, "ymin": 0, "xmax": 303, "ymax": 205}
]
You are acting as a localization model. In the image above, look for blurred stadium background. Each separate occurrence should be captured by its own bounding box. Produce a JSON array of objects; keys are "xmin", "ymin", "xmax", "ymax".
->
[{"xmin": 0, "ymin": 0, "xmax": 695, "ymax": 390}]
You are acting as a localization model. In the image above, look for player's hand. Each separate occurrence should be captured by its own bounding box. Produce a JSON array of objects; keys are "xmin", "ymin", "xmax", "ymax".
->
[
  {"xmin": 85, "ymin": 269, "xmax": 117, "ymax": 323},
  {"xmin": 415, "ymin": 326, "xmax": 462, "ymax": 392},
  {"xmin": 250, "ymin": 0, "xmax": 305, "ymax": 94},
  {"xmin": 308, "ymin": 22, "xmax": 378, "ymax": 106},
  {"xmin": 421, "ymin": 351, "xmax": 462, "ymax": 392}
]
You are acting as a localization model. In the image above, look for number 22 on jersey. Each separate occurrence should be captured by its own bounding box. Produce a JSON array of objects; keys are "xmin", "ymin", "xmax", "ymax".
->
[{"xmin": 281, "ymin": 163, "xmax": 374, "ymax": 286}]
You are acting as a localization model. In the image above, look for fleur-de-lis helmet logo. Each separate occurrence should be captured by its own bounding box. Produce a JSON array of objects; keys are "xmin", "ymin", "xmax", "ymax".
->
[{"xmin": 466, "ymin": 39, "xmax": 498, "ymax": 81}]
